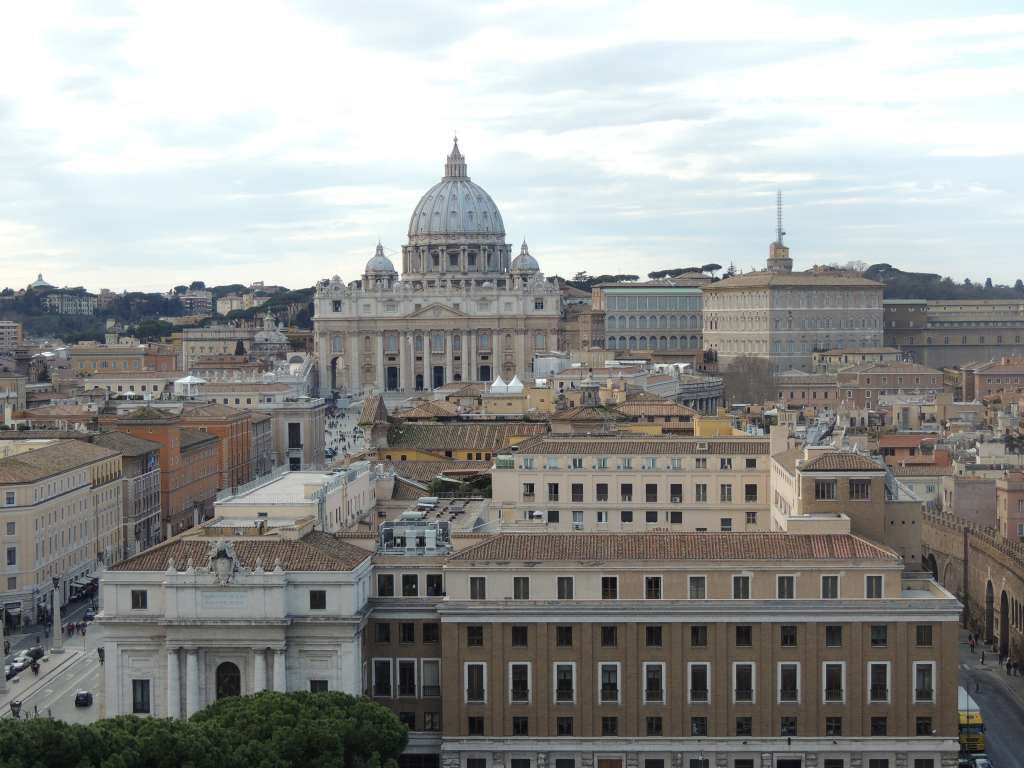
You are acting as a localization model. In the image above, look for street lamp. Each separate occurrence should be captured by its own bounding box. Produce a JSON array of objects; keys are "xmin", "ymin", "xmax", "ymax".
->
[{"xmin": 50, "ymin": 576, "xmax": 64, "ymax": 655}]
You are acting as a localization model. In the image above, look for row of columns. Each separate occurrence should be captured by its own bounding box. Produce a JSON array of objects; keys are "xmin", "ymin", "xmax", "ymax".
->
[{"xmin": 167, "ymin": 646, "xmax": 286, "ymax": 719}]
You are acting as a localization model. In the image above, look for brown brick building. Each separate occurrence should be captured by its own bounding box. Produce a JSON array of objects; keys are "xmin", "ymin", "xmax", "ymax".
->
[
  {"xmin": 837, "ymin": 362, "xmax": 946, "ymax": 410},
  {"xmin": 181, "ymin": 402, "xmax": 253, "ymax": 491}
]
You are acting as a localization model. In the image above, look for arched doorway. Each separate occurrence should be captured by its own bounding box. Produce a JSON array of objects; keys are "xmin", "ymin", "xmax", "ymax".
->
[
  {"xmin": 216, "ymin": 661, "xmax": 241, "ymax": 700},
  {"xmin": 985, "ymin": 581, "xmax": 995, "ymax": 644},
  {"xmin": 329, "ymin": 356, "xmax": 342, "ymax": 391},
  {"xmin": 924, "ymin": 554, "xmax": 938, "ymax": 581},
  {"xmin": 1000, "ymin": 591, "xmax": 1010, "ymax": 657}
]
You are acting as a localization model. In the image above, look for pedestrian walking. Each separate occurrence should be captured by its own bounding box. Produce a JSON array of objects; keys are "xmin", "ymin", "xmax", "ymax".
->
[
  {"xmin": 981, "ymin": 650, "xmax": 986, "ymax": 664},
  {"xmin": 970, "ymin": 636, "xmax": 976, "ymax": 654}
]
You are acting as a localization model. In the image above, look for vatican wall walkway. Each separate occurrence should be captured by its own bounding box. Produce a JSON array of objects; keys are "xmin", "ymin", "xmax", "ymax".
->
[{"xmin": 921, "ymin": 511, "xmax": 1024, "ymax": 660}]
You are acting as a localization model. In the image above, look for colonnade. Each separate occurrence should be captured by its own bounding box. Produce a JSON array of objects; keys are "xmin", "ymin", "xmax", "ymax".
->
[{"xmin": 167, "ymin": 645, "xmax": 287, "ymax": 719}]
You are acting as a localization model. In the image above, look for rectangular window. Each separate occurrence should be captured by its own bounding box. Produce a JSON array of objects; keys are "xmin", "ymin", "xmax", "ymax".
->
[
  {"xmin": 646, "ymin": 716, "xmax": 663, "ymax": 736},
  {"xmin": 869, "ymin": 663, "xmax": 890, "ymax": 702},
  {"xmin": 779, "ymin": 662, "xmax": 799, "ymax": 702},
  {"xmin": 825, "ymin": 625, "xmax": 843, "ymax": 647},
  {"xmin": 465, "ymin": 662, "xmax": 486, "ymax": 703},
  {"xmin": 377, "ymin": 574, "xmax": 394, "ymax": 597},
  {"xmin": 866, "ymin": 575, "xmax": 883, "ymax": 599},
  {"xmin": 510, "ymin": 662, "xmax": 531, "ymax": 703},
  {"xmin": 511, "ymin": 625, "xmax": 528, "ymax": 647},
  {"xmin": 620, "ymin": 483, "xmax": 632, "ymax": 501},
  {"xmin": 744, "ymin": 483, "xmax": 758, "ymax": 503},
  {"xmin": 423, "ymin": 623, "xmax": 439, "ymax": 643},
  {"xmin": 467, "ymin": 625, "xmax": 483, "ymax": 646},
  {"xmin": 690, "ymin": 625, "xmax": 707, "ymax": 647},
  {"xmin": 601, "ymin": 625, "xmax": 618, "ymax": 647},
  {"xmin": 645, "ymin": 575, "xmax": 662, "ymax": 599},
  {"xmin": 734, "ymin": 663, "xmax": 754, "ymax": 703},
  {"xmin": 691, "ymin": 716, "xmax": 707, "ymax": 736},
  {"xmin": 599, "ymin": 662, "xmax": 620, "ymax": 703},
  {"xmin": 571, "ymin": 482, "xmax": 583, "ymax": 502},
  {"xmin": 780, "ymin": 625, "xmax": 797, "ymax": 647},
  {"xmin": 721, "ymin": 457, "xmax": 733, "ymax": 470},
  {"xmin": 426, "ymin": 574, "xmax": 443, "ymax": 596},
  {"xmin": 374, "ymin": 623, "xmax": 391, "ymax": 643},
  {"xmin": 826, "ymin": 716, "xmax": 842, "ymax": 736},
  {"xmin": 645, "ymin": 483, "xmax": 658, "ymax": 503},
  {"xmin": 620, "ymin": 509, "xmax": 633, "ymax": 523},
  {"xmin": 512, "ymin": 716, "xmax": 528, "ymax": 736},
  {"xmin": 402, "ymin": 574, "xmax": 418, "ymax": 597},
  {"xmin": 373, "ymin": 659, "xmax": 393, "ymax": 697},
  {"xmin": 601, "ymin": 576, "xmax": 618, "ymax": 599},
  {"xmin": 547, "ymin": 482, "xmax": 559, "ymax": 502},
  {"xmin": 644, "ymin": 662, "xmax": 665, "ymax": 703},
  {"xmin": 556, "ymin": 625, "xmax": 573, "ymax": 647},
  {"xmin": 815, "ymin": 479, "xmax": 837, "ymax": 500},
  {"xmin": 130, "ymin": 590, "xmax": 148, "ymax": 610},
  {"xmin": 871, "ymin": 624, "xmax": 888, "ymax": 647},
  {"xmin": 849, "ymin": 478, "xmax": 871, "ymax": 500},
  {"xmin": 547, "ymin": 509, "xmax": 559, "ymax": 524},
  {"xmin": 596, "ymin": 482, "xmax": 608, "ymax": 501},
  {"xmin": 720, "ymin": 483, "xmax": 733, "ymax": 502},
  {"xmin": 556, "ymin": 716, "xmax": 574, "ymax": 736},
  {"xmin": 735, "ymin": 717, "xmax": 753, "ymax": 737},
  {"xmin": 914, "ymin": 662, "xmax": 935, "ymax": 703},
  {"xmin": 398, "ymin": 659, "xmax": 417, "ymax": 697},
  {"xmin": 399, "ymin": 623, "xmax": 415, "ymax": 643},
  {"xmin": 824, "ymin": 662, "xmax": 845, "ymax": 702},
  {"xmin": 821, "ymin": 575, "xmax": 839, "ymax": 599},
  {"xmin": 736, "ymin": 625, "xmax": 753, "ymax": 647},
  {"xmin": 695, "ymin": 483, "xmax": 707, "ymax": 502},
  {"xmin": 732, "ymin": 575, "xmax": 750, "ymax": 599},
  {"xmin": 601, "ymin": 717, "xmax": 617, "ymax": 736},
  {"xmin": 689, "ymin": 575, "xmax": 706, "ymax": 599},
  {"xmin": 309, "ymin": 590, "xmax": 327, "ymax": 610},
  {"xmin": 695, "ymin": 457, "xmax": 707, "ymax": 470},
  {"xmin": 310, "ymin": 679, "xmax": 329, "ymax": 693},
  {"xmin": 777, "ymin": 575, "xmax": 794, "ymax": 599},
  {"xmin": 131, "ymin": 679, "xmax": 151, "ymax": 714},
  {"xmin": 745, "ymin": 457, "xmax": 757, "ymax": 469},
  {"xmin": 470, "ymin": 576, "xmax": 486, "ymax": 600},
  {"xmin": 467, "ymin": 717, "xmax": 484, "ymax": 736},
  {"xmin": 554, "ymin": 663, "xmax": 575, "ymax": 703},
  {"xmin": 557, "ymin": 576, "xmax": 574, "ymax": 600},
  {"xmin": 689, "ymin": 663, "xmax": 710, "ymax": 702},
  {"xmin": 916, "ymin": 624, "xmax": 933, "ymax": 647},
  {"xmin": 513, "ymin": 576, "xmax": 530, "ymax": 600},
  {"xmin": 422, "ymin": 659, "xmax": 440, "ymax": 697},
  {"xmin": 646, "ymin": 625, "xmax": 663, "ymax": 647},
  {"xmin": 870, "ymin": 717, "xmax": 887, "ymax": 736},
  {"xmin": 915, "ymin": 718, "xmax": 933, "ymax": 737}
]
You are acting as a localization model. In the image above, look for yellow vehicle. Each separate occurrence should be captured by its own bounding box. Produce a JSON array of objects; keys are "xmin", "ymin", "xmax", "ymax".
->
[{"xmin": 958, "ymin": 686, "xmax": 986, "ymax": 753}]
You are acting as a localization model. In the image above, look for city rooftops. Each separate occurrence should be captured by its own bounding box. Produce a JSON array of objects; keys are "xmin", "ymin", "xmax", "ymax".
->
[
  {"xmin": 508, "ymin": 434, "xmax": 768, "ymax": 456},
  {"xmin": 448, "ymin": 531, "xmax": 899, "ymax": 563},
  {"xmin": 92, "ymin": 431, "xmax": 162, "ymax": 457},
  {"xmin": 0, "ymin": 440, "xmax": 118, "ymax": 484}
]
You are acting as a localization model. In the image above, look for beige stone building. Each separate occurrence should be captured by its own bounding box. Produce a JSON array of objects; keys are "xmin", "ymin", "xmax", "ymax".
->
[
  {"xmin": 0, "ymin": 440, "xmax": 123, "ymax": 623},
  {"xmin": 314, "ymin": 140, "xmax": 561, "ymax": 395},
  {"xmin": 492, "ymin": 434, "xmax": 771, "ymax": 532}
]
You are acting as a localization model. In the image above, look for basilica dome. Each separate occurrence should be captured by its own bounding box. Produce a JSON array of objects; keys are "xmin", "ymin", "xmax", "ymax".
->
[
  {"xmin": 407, "ymin": 139, "xmax": 505, "ymax": 242},
  {"xmin": 511, "ymin": 241, "xmax": 539, "ymax": 272},
  {"xmin": 365, "ymin": 242, "xmax": 396, "ymax": 274}
]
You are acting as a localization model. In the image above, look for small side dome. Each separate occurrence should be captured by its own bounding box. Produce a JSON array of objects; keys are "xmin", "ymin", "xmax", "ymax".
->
[
  {"xmin": 365, "ymin": 241, "xmax": 396, "ymax": 274},
  {"xmin": 511, "ymin": 241, "xmax": 539, "ymax": 272}
]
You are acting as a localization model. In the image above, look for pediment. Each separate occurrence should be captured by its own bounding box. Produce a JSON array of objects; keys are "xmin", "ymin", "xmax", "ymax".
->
[{"xmin": 406, "ymin": 303, "xmax": 469, "ymax": 319}]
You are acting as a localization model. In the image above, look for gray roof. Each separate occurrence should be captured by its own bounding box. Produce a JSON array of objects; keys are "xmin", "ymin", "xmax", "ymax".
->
[{"xmin": 93, "ymin": 431, "xmax": 162, "ymax": 457}]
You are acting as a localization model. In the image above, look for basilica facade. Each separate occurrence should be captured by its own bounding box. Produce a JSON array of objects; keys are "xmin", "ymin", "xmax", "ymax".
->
[{"xmin": 314, "ymin": 140, "xmax": 561, "ymax": 395}]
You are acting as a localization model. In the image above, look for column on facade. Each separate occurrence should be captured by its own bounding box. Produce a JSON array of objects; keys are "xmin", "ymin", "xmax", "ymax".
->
[
  {"xmin": 467, "ymin": 332, "xmax": 476, "ymax": 381},
  {"xmin": 459, "ymin": 331, "xmax": 468, "ymax": 382},
  {"xmin": 398, "ymin": 332, "xmax": 409, "ymax": 393},
  {"xmin": 375, "ymin": 335, "xmax": 385, "ymax": 392},
  {"xmin": 167, "ymin": 647, "xmax": 181, "ymax": 719},
  {"xmin": 423, "ymin": 331, "xmax": 432, "ymax": 390},
  {"xmin": 185, "ymin": 650, "xmax": 200, "ymax": 718},
  {"xmin": 253, "ymin": 648, "xmax": 267, "ymax": 693},
  {"xmin": 348, "ymin": 334, "xmax": 360, "ymax": 395},
  {"xmin": 516, "ymin": 330, "xmax": 527, "ymax": 377},
  {"xmin": 272, "ymin": 649, "xmax": 287, "ymax": 692},
  {"xmin": 444, "ymin": 332, "xmax": 454, "ymax": 387}
]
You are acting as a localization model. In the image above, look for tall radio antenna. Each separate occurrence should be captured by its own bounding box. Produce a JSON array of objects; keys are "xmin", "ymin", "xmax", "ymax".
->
[{"xmin": 776, "ymin": 189, "xmax": 785, "ymax": 244}]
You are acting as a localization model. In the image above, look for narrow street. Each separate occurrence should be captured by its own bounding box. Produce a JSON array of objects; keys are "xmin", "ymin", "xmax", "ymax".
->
[{"xmin": 959, "ymin": 632, "xmax": 1024, "ymax": 768}]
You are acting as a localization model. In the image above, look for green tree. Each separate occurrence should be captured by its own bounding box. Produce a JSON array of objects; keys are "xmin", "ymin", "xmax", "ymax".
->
[{"xmin": 721, "ymin": 354, "xmax": 777, "ymax": 405}]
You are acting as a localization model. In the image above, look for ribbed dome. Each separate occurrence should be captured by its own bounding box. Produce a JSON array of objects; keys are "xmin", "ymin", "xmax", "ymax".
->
[
  {"xmin": 408, "ymin": 139, "xmax": 505, "ymax": 241},
  {"xmin": 511, "ymin": 241, "xmax": 540, "ymax": 272},
  {"xmin": 365, "ymin": 242, "xmax": 396, "ymax": 274}
]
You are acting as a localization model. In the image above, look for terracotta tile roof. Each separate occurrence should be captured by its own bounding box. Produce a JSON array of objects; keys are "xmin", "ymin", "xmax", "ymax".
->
[
  {"xmin": 0, "ymin": 440, "xmax": 118, "ymax": 484},
  {"xmin": 450, "ymin": 532, "xmax": 899, "ymax": 562},
  {"xmin": 550, "ymin": 405, "xmax": 626, "ymax": 422},
  {"xmin": 704, "ymin": 271, "xmax": 882, "ymax": 290},
  {"xmin": 93, "ymin": 431, "xmax": 162, "ymax": 457},
  {"xmin": 121, "ymin": 406, "xmax": 177, "ymax": 422},
  {"xmin": 249, "ymin": 412, "xmax": 272, "ymax": 424},
  {"xmin": 878, "ymin": 434, "xmax": 937, "ymax": 448},
  {"xmin": 182, "ymin": 403, "xmax": 248, "ymax": 419},
  {"xmin": 512, "ymin": 434, "xmax": 768, "ymax": 455},
  {"xmin": 22, "ymin": 405, "xmax": 94, "ymax": 418},
  {"xmin": 838, "ymin": 361, "xmax": 943, "ymax": 376},
  {"xmin": 180, "ymin": 428, "xmax": 218, "ymax": 450},
  {"xmin": 385, "ymin": 459, "xmax": 492, "ymax": 484},
  {"xmin": 109, "ymin": 530, "xmax": 371, "ymax": 572},
  {"xmin": 394, "ymin": 400, "xmax": 459, "ymax": 419},
  {"xmin": 889, "ymin": 464, "xmax": 954, "ymax": 477},
  {"xmin": 358, "ymin": 394, "xmax": 389, "ymax": 425},
  {"xmin": 613, "ymin": 399, "xmax": 697, "ymax": 418},
  {"xmin": 798, "ymin": 452, "xmax": 884, "ymax": 472},
  {"xmin": 387, "ymin": 422, "xmax": 547, "ymax": 452}
]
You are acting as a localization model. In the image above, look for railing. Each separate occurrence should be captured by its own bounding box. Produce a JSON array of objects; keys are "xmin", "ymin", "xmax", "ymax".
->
[
  {"xmin": 466, "ymin": 688, "xmax": 485, "ymax": 703},
  {"xmin": 779, "ymin": 688, "xmax": 798, "ymax": 702},
  {"xmin": 511, "ymin": 687, "xmax": 530, "ymax": 703},
  {"xmin": 870, "ymin": 685, "xmax": 889, "ymax": 701},
  {"xmin": 745, "ymin": 494, "xmax": 758, "ymax": 503},
  {"xmin": 644, "ymin": 688, "xmax": 663, "ymax": 702},
  {"xmin": 398, "ymin": 684, "xmax": 416, "ymax": 697},
  {"xmin": 555, "ymin": 688, "xmax": 574, "ymax": 702},
  {"xmin": 915, "ymin": 687, "xmax": 934, "ymax": 702},
  {"xmin": 522, "ymin": 493, "xmax": 535, "ymax": 501},
  {"xmin": 373, "ymin": 685, "xmax": 391, "ymax": 697},
  {"xmin": 600, "ymin": 686, "xmax": 619, "ymax": 702},
  {"xmin": 735, "ymin": 688, "xmax": 753, "ymax": 702},
  {"xmin": 690, "ymin": 688, "xmax": 708, "ymax": 702},
  {"xmin": 825, "ymin": 688, "xmax": 844, "ymax": 702},
  {"xmin": 621, "ymin": 495, "xmax": 632, "ymax": 502},
  {"xmin": 422, "ymin": 685, "xmax": 440, "ymax": 697}
]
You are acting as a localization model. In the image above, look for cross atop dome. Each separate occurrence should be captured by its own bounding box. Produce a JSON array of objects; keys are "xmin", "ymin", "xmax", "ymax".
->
[{"xmin": 444, "ymin": 136, "xmax": 468, "ymax": 179}]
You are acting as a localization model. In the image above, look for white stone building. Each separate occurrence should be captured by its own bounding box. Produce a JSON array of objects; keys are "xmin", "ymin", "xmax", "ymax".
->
[{"xmin": 314, "ymin": 140, "xmax": 561, "ymax": 395}]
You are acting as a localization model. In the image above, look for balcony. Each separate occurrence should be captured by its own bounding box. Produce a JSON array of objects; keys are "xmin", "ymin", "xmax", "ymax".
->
[
  {"xmin": 555, "ymin": 688, "xmax": 574, "ymax": 703},
  {"xmin": 398, "ymin": 684, "xmax": 417, "ymax": 697},
  {"xmin": 825, "ymin": 688, "xmax": 844, "ymax": 702},
  {"xmin": 511, "ymin": 687, "xmax": 530, "ymax": 703},
  {"xmin": 548, "ymin": 494, "xmax": 559, "ymax": 503},
  {"xmin": 745, "ymin": 494, "xmax": 758, "ymax": 503},
  {"xmin": 523, "ymin": 493, "xmax": 535, "ymax": 501},
  {"xmin": 779, "ymin": 688, "xmax": 798, "ymax": 702},
  {"xmin": 915, "ymin": 687, "xmax": 934, "ymax": 702},
  {"xmin": 690, "ymin": 688, "xmax": 708, "ymax": 702},
  {"xmin": 734, "ymin": 688, "xmax": 753, "ymax": 702},
  {"xmin": 870, "ymin": 685, "xmax": 889, "ymax": 701},
  {"xmin": 466, "ymin": 687, "xmax": 485, "ymax": 703},
  {"xmin": 422, "ymin": 685, "xmax": 440, "ymax": 697},
  {"xmin": 644, "ymin": 688, "xmax": 663, "ymax": 702},
  {"xmin": 600, "ymin": 686, "xmax": 619, "ymax": 703}
]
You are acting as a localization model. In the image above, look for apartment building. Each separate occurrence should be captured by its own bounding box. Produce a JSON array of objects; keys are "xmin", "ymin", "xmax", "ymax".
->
[
  {"xmin": 0, "ymin": 440, "xmax": 123, "ymax": 623},
  {"xmin": 43, "ymin": 291, "xmax": 97, "ymax": 315},
  {"xmin": 774, "ymin": 372, "xmax": 838, "ymax": 409},
  {"xmin": 71, "ymin": 342, "xmax": 178, "ymax": 374},
  {"xmin": 884, "ymin": 299, "xmax": 1024, "ymax": 368},
  {"xmin": 492, "ymin": 435, "xmax": 770, "ymax": 532},
  {"xmin": 590, "ymin": 279, "xmax": 706, "ymax": 359},
  {"xmin": 836, "ymin": 362, "xmax": 947, "ymax": 410},
  {"xmin": 0, "ymin": 320, "xmax": 22, "ymax": 352},
  {"xmin": 181, "ymin": 403, "xmax": 254, "ymax": 490},
  {"xmin": 93, "ymin": 432, "xmax": 163, "ymax": 558},
  {"xmin": 811, "ymin": 347, "xmax": 902, "ymax": 373},
  {"xmin": 961, "ymin": 357, "xmax": 1024, "ymax": 400},
  {"xmin": 995, "ymin": 471, "xmax": 1024, "ymax": 541},
  {"xmin": 0, "ymin": 373, "xmax": 27, "ymax": 413}
]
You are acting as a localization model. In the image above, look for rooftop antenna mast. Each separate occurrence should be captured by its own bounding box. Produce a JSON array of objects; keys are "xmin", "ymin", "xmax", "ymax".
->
[{"xmin": 776, "ymin": 189, "xmax": 785, "ymax": 245}]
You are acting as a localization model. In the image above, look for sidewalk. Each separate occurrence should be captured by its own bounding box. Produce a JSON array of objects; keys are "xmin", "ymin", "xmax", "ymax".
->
[
  {"xmin": 959, "ymin": 628, "xmax": 1024, "ymax": 705},
  {"xmin": 0, "ymin": 648, "xmax": 84, "ymax": 718}
]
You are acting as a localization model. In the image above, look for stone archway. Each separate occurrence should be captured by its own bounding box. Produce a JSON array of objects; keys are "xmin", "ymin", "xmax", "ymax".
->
[
  {"xmin": 329, "ymin": 356, "xmax": 343, "ymax": 391},
  {"xmin": 1000, "ymin": 590, "xmax": 1010, "ymax": 657},
  {"xmin": 216, "ymin": 661, "xmax": 241, "ymax": 700},
  {"xmin": 985, "ymin": 581, "xmax": 995, "ymax": 644},
  {"xmin": 924, "ymin": 553, "xmax": 938, "ymax": 581}
]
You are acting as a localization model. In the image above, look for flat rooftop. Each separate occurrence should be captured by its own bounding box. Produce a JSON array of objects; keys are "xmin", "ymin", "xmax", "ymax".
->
[{"xmin": 217, "ymin": 470, "xmax": 341, "ymax": 506}]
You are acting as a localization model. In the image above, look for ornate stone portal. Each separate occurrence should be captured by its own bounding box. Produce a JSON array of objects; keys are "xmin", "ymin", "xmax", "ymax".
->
[{"xmin": 314, "ymin": 139, "xmax": 562, "ymax": 395}]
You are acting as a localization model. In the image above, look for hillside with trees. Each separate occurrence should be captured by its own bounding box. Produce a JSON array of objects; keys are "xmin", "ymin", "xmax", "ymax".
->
[{"xmin": 863, "ymin": 264, "xmax": 1024, "ymax": 300}]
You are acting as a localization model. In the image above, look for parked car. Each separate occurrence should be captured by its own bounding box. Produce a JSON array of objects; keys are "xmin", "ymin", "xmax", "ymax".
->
[
  {"xmin": 4, "ymin": 664, "xmax": 13, "ymax": 680},
  {"xmin": 83, "ymin": 609, "xmax": 96, "ymax": 622},
  {"xmin": 25, "ymin": 646, "xmax": 44, "ymax": 661},
  {"xmin": 10, "ymin": 657, "xmax": 30, "ymax": 673},
  {"xmin": 74, "ymin": 690, "xmax": 93, "ymax": 707}
]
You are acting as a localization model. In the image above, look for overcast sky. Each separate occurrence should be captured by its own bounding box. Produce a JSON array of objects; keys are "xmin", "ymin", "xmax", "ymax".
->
[{"xmin": 1, "ymin": 0, "xmax": 1023, "ymax": 293}]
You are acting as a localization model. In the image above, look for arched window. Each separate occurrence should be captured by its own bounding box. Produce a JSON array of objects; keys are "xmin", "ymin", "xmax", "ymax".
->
[{"xmin": 216, "ymin": 662, "xmax": 241, "ymax": 700}]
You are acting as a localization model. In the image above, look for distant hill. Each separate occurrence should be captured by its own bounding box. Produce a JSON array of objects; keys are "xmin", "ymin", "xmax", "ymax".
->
[{"xmin": 863, "ymin": 264, "xmax": 1024, "ymax": 300}]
